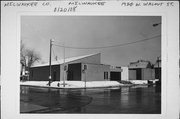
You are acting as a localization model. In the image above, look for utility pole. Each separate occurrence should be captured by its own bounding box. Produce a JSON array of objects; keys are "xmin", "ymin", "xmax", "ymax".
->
[
  {"xmin": 83, "ymin": 64, "xmax": 87, "ymax": 88},
  {"xmin": 49, "ymin": 39, "xmax": 53, "ymax": 86},
  {"xmin": 85, "ymin": 71, "xmax": 86, "ymax": 88},
  {"xmin": 63, "ymin": 43, "xmax": 65, "ymax": 87},
  {"xmin": 157, "ymin": 57, "xmax": 159, "ymax": 68},
  {"xmin": 157, "ymin": 56, "xmax": 160, "ymax": 80}
]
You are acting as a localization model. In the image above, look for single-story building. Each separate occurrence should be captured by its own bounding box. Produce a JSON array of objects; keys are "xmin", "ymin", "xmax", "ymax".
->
[
  {"xmin": 29, "ymin": 53, "xmax": 111, "ymax": 82},
  {"xmin": 128, "ymin": 60, "xmax": 155, "ymax": 81}
]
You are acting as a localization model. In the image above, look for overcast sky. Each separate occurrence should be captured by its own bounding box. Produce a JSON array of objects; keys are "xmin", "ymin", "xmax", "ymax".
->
[{"xmin": 21, "ymin": 16, "xmax": 161, "ymax": 66}]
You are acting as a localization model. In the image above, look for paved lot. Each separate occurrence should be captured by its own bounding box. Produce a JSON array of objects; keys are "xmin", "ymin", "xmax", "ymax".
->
[{"xmin": 20, "ymin": 85, "xmax": 161, "ymax": 114}]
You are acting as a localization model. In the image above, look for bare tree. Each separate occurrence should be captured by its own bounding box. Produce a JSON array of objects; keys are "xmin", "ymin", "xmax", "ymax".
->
[
  {"xmin": 20, "ymin": 42, "xmax": 26, "ymax": 67},
  {"xmin": 20, "ymin": 41, "xmax": 41, "ymax": 76},
  {"xmin": 26, "ymin": 49, "xmax": 41, "ymax": 67}
]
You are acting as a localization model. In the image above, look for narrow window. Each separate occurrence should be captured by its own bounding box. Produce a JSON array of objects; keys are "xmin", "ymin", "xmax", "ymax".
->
[
  {"xmin": 104, "ymin": 72, "xmax": 108, "ymax": 80},
  {"xmin": 104, "ymin": 72, "xmax": 106, "ymax": 79},
  {"xmin": 106, "ymin": 72, "xmax": 108, "ymax": 79}
]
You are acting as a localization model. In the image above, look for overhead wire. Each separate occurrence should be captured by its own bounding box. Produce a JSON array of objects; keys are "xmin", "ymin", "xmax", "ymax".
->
[
  {"xmin": 52, "ymin": 47, "xmax": 62, "ymax": 64},
  {"xmin": 52, "ymin": 35, "xmax": 161, "ymax": 49},
  {"xmin": 52, "ymin": 47, "xmax": 57, "ymax": 60}
]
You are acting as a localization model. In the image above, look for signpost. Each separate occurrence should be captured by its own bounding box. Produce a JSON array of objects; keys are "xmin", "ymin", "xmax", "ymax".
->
[
  {"xmin": 63, "ymin": 43, "xmax": 65, "ymax": 87},
  {"xmin": 83, "ymin": 64, "xmax": 87, "ymax": 88}
]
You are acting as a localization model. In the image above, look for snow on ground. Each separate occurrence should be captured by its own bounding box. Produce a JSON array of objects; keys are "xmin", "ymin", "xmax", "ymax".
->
[
  {"xmin": 20, "ymin": 81, "xmax": 124, "ymax": 89},
  {"xmin": 129, "ymin": 79, "xmax": 158, "ymax": 85},
  {"xmin": 129, "ymin": 80, "xmax": 148, "ymax": 85}
]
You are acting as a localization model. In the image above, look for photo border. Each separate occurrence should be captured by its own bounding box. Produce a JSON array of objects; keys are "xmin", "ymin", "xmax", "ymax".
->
[{"xmin": 1, "ymin": 1, "xmax": 179, "ymax": 119}]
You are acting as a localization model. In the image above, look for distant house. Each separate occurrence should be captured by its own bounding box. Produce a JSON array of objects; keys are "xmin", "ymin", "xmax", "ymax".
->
[
  {"xmin": 29, "ymin": 53, "xmax": 111, "ymax": 82},
  {"xmin": 128, "ymin": 60, "xmax": 155, "ymax": 81}
]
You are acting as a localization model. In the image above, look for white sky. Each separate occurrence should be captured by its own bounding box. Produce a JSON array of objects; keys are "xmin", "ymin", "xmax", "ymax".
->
[{"xmin": 21, "ymin": 16, "xmax": 161, "ymax": 66}]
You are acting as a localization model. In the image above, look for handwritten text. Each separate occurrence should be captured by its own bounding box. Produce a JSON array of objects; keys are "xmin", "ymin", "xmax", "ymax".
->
[
  {"xmin": 54, "ymin": 6, "xmax": 77, "ymax": 12},
  {"xmin": 4, "ymin": 2, "xmax": 38, "ymax": 7},
  {"xmin": 68, "ymin": 1, "xmax": 106, "ymax": 6}
]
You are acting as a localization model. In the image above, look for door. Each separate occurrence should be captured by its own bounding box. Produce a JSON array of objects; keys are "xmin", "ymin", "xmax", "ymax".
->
[
  {"xmin": 67, "ymin": 63, "xmax": 81, "ymax": 81},
  {"xmin": 67, "ymin": 70, "xmax": 73, "ymax": 81},
  {"xmin": 110, "ymin": 72, "xmax": 121, "ymax": 81},
  {"xmin": 136, "ymin": 69, "xmax": 142, "ymax": 80},
  {"xmin": 53, "ymin": 71, "xmax": 57, "ymax": 81}
]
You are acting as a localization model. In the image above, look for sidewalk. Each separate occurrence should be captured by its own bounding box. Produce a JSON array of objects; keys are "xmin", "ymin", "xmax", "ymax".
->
[{"xmin": 20, "ymin": 81, "xmax": 125, "ymax": 89}]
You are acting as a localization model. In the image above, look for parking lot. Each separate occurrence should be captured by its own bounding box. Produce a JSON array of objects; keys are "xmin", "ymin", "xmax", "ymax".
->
[{"xmin": 20, "ymin": 85, "xmax": 161, "ymax": 114}]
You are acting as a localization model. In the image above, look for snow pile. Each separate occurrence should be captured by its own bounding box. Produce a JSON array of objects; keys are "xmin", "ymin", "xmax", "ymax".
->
[
  {"xmin": 20, "ymin": 81, "xmax": 123, "ymax": 89},
  {"xmin": 85, "ymin": 81, "xmax": 123, "ymax": 88},
  {"xmin": 65, "ymin": 81, "xmax": 123, "ymax": 88},
  {"xmin": 20, "ymin": 81, "xmax": 49, "ymax": 87},
  {"xmin": 129, "ymin": 80, "xmax": 148, "ymax": 84}
]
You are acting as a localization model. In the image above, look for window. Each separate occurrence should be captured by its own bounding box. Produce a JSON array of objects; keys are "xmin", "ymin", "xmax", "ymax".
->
[{"xmin": 104, "ymin": 72, "xmax": 108, "ymax": 80}]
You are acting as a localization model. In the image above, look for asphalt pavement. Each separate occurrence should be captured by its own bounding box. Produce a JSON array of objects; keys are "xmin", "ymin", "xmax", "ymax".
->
[{"xmin": 20, "ymin": 85, "xmax": 161, "ymax": 114}]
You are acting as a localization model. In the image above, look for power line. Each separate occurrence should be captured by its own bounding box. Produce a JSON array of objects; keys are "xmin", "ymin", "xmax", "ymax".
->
[
  {"xmin": 52, "ymin": 35, "xmax": 161, "ymax": 49},
  {"xmin": 52, "ymin": 47, "xmax": 58, "ymax": 61},
  {"xmin": 52, "ymin": 47, "xmax": 65, "ymax": 65}
]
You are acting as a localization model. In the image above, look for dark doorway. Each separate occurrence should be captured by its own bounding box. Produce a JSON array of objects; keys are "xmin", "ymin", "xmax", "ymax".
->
[
  {"xmin": 155, "ymin": 68, "xmax": 161, "ymax": 80},
  {"xmin": 155, "ymin": 68, "xmax": 161, "ymax": 86},
  {"xmin": 136, "ymin": 69, "xmax": 142, "ymax": 80},
  {"xmin": 68, "ymin": 70, "xmax": 73, "ymax": 81},
  {"xmin": 110, "ymin": 72, "xmax": 121, "ymax": 81},
  {"xmin": 67, "ymin": 63, "xmax": 81, "ymax": 81},
  {"xmin": 53, "ymin": 71, "xmax": 57, "ymax": 81}
]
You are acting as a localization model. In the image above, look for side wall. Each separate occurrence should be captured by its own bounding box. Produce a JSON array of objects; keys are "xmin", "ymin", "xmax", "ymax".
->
[
  {"xmin": 129, "ymin": 68, "xmax": 155, "ymax": 80},
  {"xmin": 121, "ymin": 67, "xmax": 129, "ymax": 81},
  {"xmin": 129, "ymin": 69, "xmax": 136, "ymax": 80},
  {"xmin": 29, "ymin": 65, "xmax": 60, "ymax": 81},
  {"xmin": 81, "ymin": 63, "xmax": 110, "ymax": 81},
  {"xmin": 142, "ymin": 68, "xmax": 155, "ymax": 80},
  {"xmin": 59, "ymin": 53, "xmax": 101, "ymax": 81}
]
